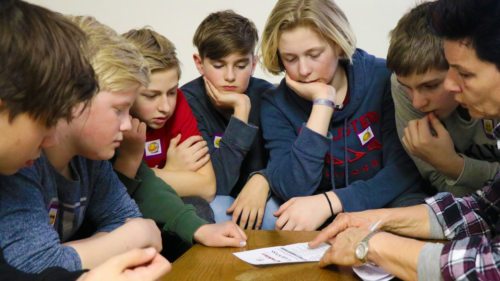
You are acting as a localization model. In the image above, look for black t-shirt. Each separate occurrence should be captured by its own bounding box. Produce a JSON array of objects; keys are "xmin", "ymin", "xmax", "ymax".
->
[{"xmin": 0, "ymin": 249, "xmax": 84, "ymax": 281}]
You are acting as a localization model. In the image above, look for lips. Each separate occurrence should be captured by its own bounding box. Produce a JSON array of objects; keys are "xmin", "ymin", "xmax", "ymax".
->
[
  {"xmin": 222, "ymin": 86, "xmax": 238, "ymax": 91},
  {"xmin": 112, "ymin": 140, "xmax": 122, "ymax": 148},
  {"xmin": 152, "ymin": 117, "xmax": 167, "ymax": 125}
]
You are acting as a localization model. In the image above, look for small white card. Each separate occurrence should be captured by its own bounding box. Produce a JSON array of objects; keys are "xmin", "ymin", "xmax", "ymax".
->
[{"xmin": 233, "ymin": 242, "xmax": 330, "ymax": 265}]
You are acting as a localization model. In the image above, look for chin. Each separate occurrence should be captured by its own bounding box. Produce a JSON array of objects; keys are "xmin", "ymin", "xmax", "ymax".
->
[
  {"xmin": 468, "ymin": 110, "xmax": 485, "ymax": 119},
  {"xmin": 147, "ymin": 122, "xmax": 164, "ymax": 130},
  {"xmin": 0, "ymin": 166, "xmax": 18, "ymax": 176},
  {"xmin": 87, "ymin": 150, "xmax": 115, "ymax": 161}
]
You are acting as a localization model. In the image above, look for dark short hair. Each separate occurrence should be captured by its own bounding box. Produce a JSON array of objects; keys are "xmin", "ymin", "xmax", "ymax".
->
[
  {"xmin": 429, "ymin": 0, "xmax": 500, "ymax": 70},
  {"xmin": 387, "ymin": 2, "xmax": 448, "ymax": 76},
  {"xmin": 0, "ymin": 0, "xmax": 97, "ymax": 127},
  {"xmin": 193, "ymin": 10, "xmax": 258, "ymax": 60}
]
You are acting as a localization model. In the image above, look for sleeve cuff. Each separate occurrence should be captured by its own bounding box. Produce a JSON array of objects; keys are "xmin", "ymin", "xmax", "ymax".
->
[
  {"xmin": 417, "ymin": 243, "xmax": 444, "ymax": 281},
  {"xmin": 443, "ymin": 154, "xmax": 465, "ymax": 187},
  {"xmin": 114, "ymin": 169, "xmax": 142, "ymax": 196},
  {"xmin": 294, "ymin": 124, "xmax": 331, "ymax": 159},
  {"xmin": 163, "ymin": 206, "xmax": 207, "ymax": 244},
  {"xmin": 247, "ymin": 169, "xmax": 272, "ymax": 200},
  {"xmin": 426, "ymin": 205, "xmax": 446, "ymax": 239},
  {"xmin": 222, "ymin": 116, "xmax": 258, "ymax": 150}
]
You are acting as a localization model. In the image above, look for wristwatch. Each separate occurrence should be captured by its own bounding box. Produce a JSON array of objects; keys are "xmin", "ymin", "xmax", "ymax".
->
[{"xmin": 355, "ymin": 230, "xmax": 380, "ymax": 263}]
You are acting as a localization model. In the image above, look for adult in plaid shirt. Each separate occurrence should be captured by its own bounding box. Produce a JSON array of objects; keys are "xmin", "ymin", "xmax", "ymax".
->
[{"xmin": 308, "ymin": 0, "xmax": 500, "ymax": 280}]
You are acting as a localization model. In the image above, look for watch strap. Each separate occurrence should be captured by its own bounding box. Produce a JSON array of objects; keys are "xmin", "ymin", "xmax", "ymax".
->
[{"xmin": 358, "ymin": 230, "xmax": 380, "ymax": 263}]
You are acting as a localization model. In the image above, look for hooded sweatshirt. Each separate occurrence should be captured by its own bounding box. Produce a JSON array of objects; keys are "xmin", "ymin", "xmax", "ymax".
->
[
  {"xmin": 182, "ymin": 76, "xmax": 274, "ymax": 197},
  {"xmin": 261, "ymin": 49, "xmax": 423, "ymax": 212}
]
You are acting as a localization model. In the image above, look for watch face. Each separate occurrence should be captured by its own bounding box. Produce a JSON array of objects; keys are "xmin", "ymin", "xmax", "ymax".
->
[{"xmin": 355, "ymin": 242, "xmax": 368, "ymax": 260}]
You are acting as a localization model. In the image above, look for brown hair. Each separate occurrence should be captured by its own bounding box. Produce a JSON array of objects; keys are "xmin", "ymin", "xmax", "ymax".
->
[
  {"xmin": 193, "ymin": 10, "xmax": 258, "ymax": 60},
  {"xmin": 0, "ymin": 0, "xmax": 97, "ymax": 127},
  {"xmin": 387, "ymin": 2, "xmax": 448, "ymax": 76}
]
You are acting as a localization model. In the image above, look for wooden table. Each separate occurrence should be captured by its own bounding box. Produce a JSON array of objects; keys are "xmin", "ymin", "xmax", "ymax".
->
[{"xmin": 163, "ymin": 230, "xmax": 359, "ymax": 281}]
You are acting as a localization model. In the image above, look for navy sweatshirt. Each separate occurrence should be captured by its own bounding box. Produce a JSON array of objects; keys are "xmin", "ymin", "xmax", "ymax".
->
[
  {"xmin": 261, "ymin": 49, "xmax": 423, "ymax": 211},
  {"xmin": 182, "ymin": 77, "xmax": 274, "ymax": 197}
]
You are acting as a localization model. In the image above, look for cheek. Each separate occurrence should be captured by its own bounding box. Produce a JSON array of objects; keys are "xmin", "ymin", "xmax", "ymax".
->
[
  {"xmin": 283, "ymin": 63, "xmax": 300, "ymax": 79},
  {"xmin": 207, "ymin": 72, "xmax": 224, "ymax": 86},
  {"xmin": 322, "ymin": 59, "xmax": 338, "ymax": 77},
  {"xmin": 237, "ymin": 71, "xmax": 252, "ymax": 86},
  {"xmin": 133, "ymin": 101, "xmax": 153, "ymax": 118},
  {"xmin": 169, "ymin": 99, "xmax": 177, "ymax": 113}
]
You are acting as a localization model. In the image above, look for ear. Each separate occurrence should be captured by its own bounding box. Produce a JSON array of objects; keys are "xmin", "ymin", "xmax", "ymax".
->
[
  {"xmin": 193, "ymin": 53, "xmax": 205, "ymax": 75},
  {"xmin": 251, "ymin": 54, "xmax": 258, "ymax": 76}
]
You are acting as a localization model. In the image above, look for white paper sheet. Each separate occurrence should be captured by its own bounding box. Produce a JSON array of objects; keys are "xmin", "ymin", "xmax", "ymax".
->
[
  {"xmin": 233, "ymin": 242, "xmax": 330, "ymax": 265},
  {"xmin": 352, "ymin": 264, "xmax": 394, "ymax": 281},
  {"xmin": 234, "ymin": 242, "xmax": 394, "ymax": 281}
]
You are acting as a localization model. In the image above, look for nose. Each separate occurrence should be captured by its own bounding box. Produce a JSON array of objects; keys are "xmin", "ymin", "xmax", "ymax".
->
[
  {"xmin": 158, "ymin": 94, "xmax": 171, "ymax": 114},
  {"xmin": 224, "ymin": 67, "xmax": 236, "ymax": 82},
  {"xmin": 411, "ymin": 91, "xmax": 428, "ymax": 111},
  {"xmin": 443, "ymin": 70, "xmax": 461, "ymax": 95},
  {"xmin": 298, "ymin": 57, "xmax": 312, "ymax": 78},
  {"xmin": 120, "ymin": 113, "xmax": 132, "ymax": 131},
  {"xmin": 40, "ymin": 127, "xmax": 59, "ymax": 148}
]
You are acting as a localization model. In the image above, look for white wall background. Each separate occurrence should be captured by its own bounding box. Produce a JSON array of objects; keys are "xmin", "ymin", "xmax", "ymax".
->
[{"xmin": 29, "ymin": 0, "xmax": 422, "ymax": 85}]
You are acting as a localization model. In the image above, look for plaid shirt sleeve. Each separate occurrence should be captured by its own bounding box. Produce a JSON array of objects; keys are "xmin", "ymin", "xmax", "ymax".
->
[{"xmin": 425, "ymin": 175, "xmax": 500, "ymax": 281}]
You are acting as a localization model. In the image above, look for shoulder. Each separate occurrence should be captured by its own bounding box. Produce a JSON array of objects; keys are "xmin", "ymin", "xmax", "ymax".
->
[
  {"xmin": 174, "ymin": 89, "xmax": 194, "ymax": 113},
  {"xmin": 351, "ymin": 49, "xmax": 390, "ymax": 79},
  {"xmin": 0, "ymin": 159, "xmax": 50, "ymax": 207},
  {"xmin": 248, "ymin": 77, "xmax": 275, "ymax": 94},
  {"xmin": 3, "ymin": 155, "xmax": 52, "ymax": 185},
  {"xmin": 180, "ymin": 76, "xmax": 205, "ymax": 99},
  {"xmin": 390, "ymin": 73, "xmax": 411, "ymax": 106},
  {"xmin": 70, "ymin": 157, "xmax": 114, "ymax": 180},
  {"xmin": 262, "ymin": 78, "xmax": 288, "ymax": 101}
]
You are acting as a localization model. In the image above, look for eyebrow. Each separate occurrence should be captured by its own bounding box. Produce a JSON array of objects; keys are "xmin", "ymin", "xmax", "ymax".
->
[
  {"xmin": 280, "ymin": 46, "xmax": 324, "ymax": 56},
  {"xmin": 213, "ymin": 58, "xmax": 250, "ymax": 64},
  {"xmin": 417, "ymin": 78, "xmax": 443, "ymax": 88},
  {"xmin": 167, "ymin": 84, "xmax": 179, "ymax": 93},
  {"xmin": 235, "ymin": 58, "xmax": 250, "ymax": 64},
  {"xmin": 449, "ymin": 64, "xmax": 471, "ymax": 73},
  {"xmin": 397, "ymin": 77, "xmax": 442, "ymax": 90},
  {"xmin": 116, "ymin": 100, "xmax": 133, "ymax": 108},
  {"xmin": 143, "ymin": 83, "xmax": 178, "ymax": 95}
]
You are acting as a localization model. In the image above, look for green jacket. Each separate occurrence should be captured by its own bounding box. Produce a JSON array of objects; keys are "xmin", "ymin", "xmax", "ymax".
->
[{"xmin": 115, "ymin": 161, "xmax": 207, "ymax": 244}]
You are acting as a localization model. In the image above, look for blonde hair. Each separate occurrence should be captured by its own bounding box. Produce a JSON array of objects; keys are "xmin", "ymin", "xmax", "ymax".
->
[
  {"xmin": 68, "ymin": 16, "xmax": 149, "ymax": 92},
  {"xmin": 122, "ymin": 28, "xmax": 181, "ymax": 78},
  {"xmin": 260, "ymin": 0, "xmax": 356, "ymax": 75}
]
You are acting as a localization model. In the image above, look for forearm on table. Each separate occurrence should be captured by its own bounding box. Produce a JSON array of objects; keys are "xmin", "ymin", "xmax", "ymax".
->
[
  {"xmin": 382, "ymin": 204, "xmax": 431, "ymax": 238},
  {"xmin": 65, "ymin": 222, "xmax": 152, "ymax": 269},
  {"xmin": 368, "ymin": 232, "xmax": 426, "ymax": 281}
]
